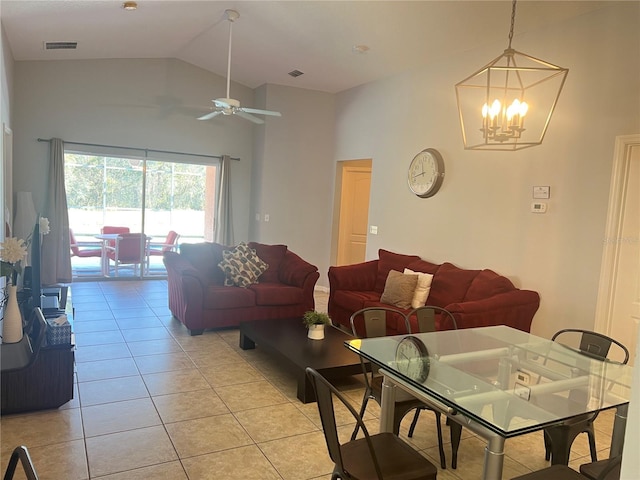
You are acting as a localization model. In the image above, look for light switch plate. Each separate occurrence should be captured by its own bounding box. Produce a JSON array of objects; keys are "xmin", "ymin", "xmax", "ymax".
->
[{"xmin": 533, "ymin": 186, "xmax": 550, "ymax": 199}]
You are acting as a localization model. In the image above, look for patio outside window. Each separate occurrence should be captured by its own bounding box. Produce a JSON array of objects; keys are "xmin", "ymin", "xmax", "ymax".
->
[{"xmin": 64, "ymin": 152, "xmax": 218, "ymax": 278}]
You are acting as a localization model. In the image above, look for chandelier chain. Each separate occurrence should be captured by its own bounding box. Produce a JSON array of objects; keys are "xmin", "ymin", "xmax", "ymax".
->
[{"xmin": 507, "ymin": 0, "xmax": 517, "ymax": 49}]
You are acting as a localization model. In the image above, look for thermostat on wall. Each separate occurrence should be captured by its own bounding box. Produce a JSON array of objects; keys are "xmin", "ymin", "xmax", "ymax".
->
[{"xmin": 531, "ymin": 202, "xmax": 547, "ymax": 213}]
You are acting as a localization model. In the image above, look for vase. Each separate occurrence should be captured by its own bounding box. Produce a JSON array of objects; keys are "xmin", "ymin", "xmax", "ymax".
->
[
  {"xmin": 2, "ymin": 285, "xmax": 23, "ymax": 343},
  {"xmin": 307, "ymin": 324, "xmax": 325, "ymax": 340}
]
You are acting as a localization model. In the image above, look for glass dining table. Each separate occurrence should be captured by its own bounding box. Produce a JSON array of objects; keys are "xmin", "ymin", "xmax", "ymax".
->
[{"xmin": 345, "ymin": 325, "xmax": 633, "ymax": 480}]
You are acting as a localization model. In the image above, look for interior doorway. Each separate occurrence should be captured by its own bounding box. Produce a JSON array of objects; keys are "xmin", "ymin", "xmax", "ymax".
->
[
  {"xmin": 335, "ymin": 159, "xmax": 372, "ymax": 266},
  {"xmin": 595, "ymin": 134, "xmax": 640, "ymax": 364}
]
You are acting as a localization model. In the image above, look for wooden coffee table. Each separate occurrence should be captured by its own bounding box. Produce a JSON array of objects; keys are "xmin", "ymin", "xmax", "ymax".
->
[{"xmin": 239, "ymin": 317, "xmax": 365, "ymax": 403}]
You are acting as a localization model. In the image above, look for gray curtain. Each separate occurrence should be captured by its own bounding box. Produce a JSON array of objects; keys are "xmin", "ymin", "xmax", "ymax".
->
[
  {"xmin": 214, "ymin": 155, "xmax": 234, "ymax": 245},
  {"xmin": 42, "ymin": 138, "xmax": 72, "ymax": 284}
]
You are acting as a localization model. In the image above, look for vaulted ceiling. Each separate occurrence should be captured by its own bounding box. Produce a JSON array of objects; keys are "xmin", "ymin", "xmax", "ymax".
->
[{"xmin": 1, "ymin": 1, "xmax": 612, "ymax": 93}]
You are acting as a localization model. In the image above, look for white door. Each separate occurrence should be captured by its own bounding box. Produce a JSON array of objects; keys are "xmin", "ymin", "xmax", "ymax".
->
[{"xmin": 596, "ymin": 135, "xmax": 640, "ymax": 364}]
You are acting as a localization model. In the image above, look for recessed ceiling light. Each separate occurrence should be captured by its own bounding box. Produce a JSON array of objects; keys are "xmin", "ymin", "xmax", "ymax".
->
[
  {"xmin": 352, "ymin": 45, "xmax": 370, "ymax": 54},
  {"xmin": 122, "ymin": 2, "xmax": 137, "ymax": 11}
]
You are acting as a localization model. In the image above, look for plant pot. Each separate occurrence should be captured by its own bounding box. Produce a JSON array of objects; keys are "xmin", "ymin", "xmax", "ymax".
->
[
  {"xmin": 307, "ymin": 324, "xmax": 325, "ymax": 340},
  {"xmin": 3, "ymin": 285, "xmax": 23, "ymax": 344}
]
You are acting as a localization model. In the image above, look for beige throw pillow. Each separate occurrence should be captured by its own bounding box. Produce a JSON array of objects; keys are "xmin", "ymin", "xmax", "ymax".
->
[
  {"xmin": 380, "ymin": 270, "xmax": 418, "ymax": 309},
  {"xmin": 404, "ymin": 268, "xmax": 434, "ymax": 308}
]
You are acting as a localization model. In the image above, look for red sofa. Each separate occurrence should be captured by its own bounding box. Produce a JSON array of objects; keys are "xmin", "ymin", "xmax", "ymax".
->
[
  {"xmin": 164, "ymin": 242, "xmax": 319, "ymax": 335},
  {"xmin": 328, "ymin": 249, "xmax": 540, "ymax": 335}
]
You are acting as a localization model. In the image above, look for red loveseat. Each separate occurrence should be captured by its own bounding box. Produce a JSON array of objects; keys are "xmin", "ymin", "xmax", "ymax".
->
[
  {"xmin": 164, "ymin": 242, "xmax": 319, "ymax": 335},
  {"xmin": 328, "ymin": 249, "xmax": 540, "ymax": 335}
]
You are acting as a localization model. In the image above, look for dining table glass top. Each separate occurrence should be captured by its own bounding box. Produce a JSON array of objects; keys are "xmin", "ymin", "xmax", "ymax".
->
[{"xmin": 345, "ymin": 325, "xmax": 633, "ymax": 438}]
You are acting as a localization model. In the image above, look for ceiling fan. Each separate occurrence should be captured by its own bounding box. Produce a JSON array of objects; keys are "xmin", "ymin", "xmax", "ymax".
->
[{"xmin": 198, "ymin": 9, "xmax": 281, "ymax": 124}]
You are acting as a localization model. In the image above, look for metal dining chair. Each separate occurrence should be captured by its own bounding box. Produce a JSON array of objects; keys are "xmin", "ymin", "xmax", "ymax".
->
[
  {"xmin": 348, "ymin": 308, "xmax": 421, "ymax": 433},
  {"xmin": 541, "ymin": 329, "xmax": 629, "ymax": 465},
  {"xmin": 305, "ymin": 367, "xmax": 438, "ymax": 480},
  {"xmin": 349, "ymin": 306, "xmax": 449, "ymax": 469},
  {"xmin": 3, "ymin": 446, "xmax": 39, "ymax": 480},
  {"xmin": 406, "ymin": 305, "xmax": 464, "ymax": 469},
  {"xmin": 511, "ymin": 455, "xmax": 622, "ymax": 480}
]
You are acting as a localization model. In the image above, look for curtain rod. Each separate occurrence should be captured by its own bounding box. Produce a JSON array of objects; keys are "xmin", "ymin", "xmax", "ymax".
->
[{"xmin": 36, "ymin": 138, "xmax": 240, "ymax": 161}]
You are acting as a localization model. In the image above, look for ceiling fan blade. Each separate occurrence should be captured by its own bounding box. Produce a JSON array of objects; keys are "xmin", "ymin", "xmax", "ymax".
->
[
  {"xmin": 197, "ymin": 110, "xmax": 222, "ymax": 121},
  {"xmin": 239, "ymin": 107, "xmax": 282, "ymax": 117},
  {"xmin": 235, "ymin": 111, "xmax": 264, "ymax": 124}
]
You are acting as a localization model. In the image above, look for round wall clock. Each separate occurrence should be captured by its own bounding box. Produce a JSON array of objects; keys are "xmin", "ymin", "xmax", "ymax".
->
[
  {"xmin": 407, "ymin": 148, "xmax": 445, "ymax": 198},
  {"xmin": 395, "ymin": 336, "xmax": 430, "ymax": 382}
]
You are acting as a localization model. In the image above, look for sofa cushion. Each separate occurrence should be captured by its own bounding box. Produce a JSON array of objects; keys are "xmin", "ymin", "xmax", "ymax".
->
[
  {"xmin": 380, "ymin": 270, "xmax": 418, "ymax": 309},
  {"xmin": 427, "ymin": 262, "xmax": 480, "ymax": 307},
  {"xmin": 333, "ymin": 290, "xmax": 380, "ymax": 314},
  {"xmin": 249, "ymin": 283, "xmax": 304, "ymax": 306},
  {"xmin": 375, "ymin": 249, "xmax": 421, "ymax": 293},
  {"xmin": 464, "ymin": 269, "xmax": 515, "ymax": 302},
  {"xmin": 204, "ymin": 284, "xmax": 256, "ymax": 309},
  {"xmin": 219, "ymin": 242, "xmax": 269, "ymax": 288},
  {"xmin": 404, "ymin": 268, "xmax": 434, "ymax": 308},
  {"xmin": 406, "ymin": 259, "xmax": 440, "ymax": 275},
  {"xmin": 248, "ymin": 242, "xmax": 287, "ymax": 283},
  {"xmin": 180, "ymin": 242, "xmax": 228, "ymax": 284}
]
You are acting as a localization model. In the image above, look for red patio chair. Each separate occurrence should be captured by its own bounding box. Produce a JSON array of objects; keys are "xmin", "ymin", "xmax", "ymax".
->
[
  {"xmin": 105, "ymin": 233, "xmax": 147, "ymax": 276},
  {"xmin": 145, "ymin": 230, "xmax": 179, "ymax": 274},
  {"xmin": 101, "ymin": 226, "xmax": 130, "ymax": 249},
  {"xmin": 69, "ymin": 228, "xmax": 102, "ymax": 258}
]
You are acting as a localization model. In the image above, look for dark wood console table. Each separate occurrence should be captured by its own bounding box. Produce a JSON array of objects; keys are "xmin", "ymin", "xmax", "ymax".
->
[{"xmin": 1, "ymin": 286, "xmax": 75, "ymax": 415}]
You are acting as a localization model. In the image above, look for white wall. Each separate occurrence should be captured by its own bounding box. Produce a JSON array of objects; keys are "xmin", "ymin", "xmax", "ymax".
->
[
  {"xmin": 12, "ymin": 58, "xmax": 255, "ymax": 241},
  {"xmin": 333, "ymin": 3, "xmax": 640, "ymax": 340},
  {"xmin": 250, "ymin": 83, "xmax": 335, "ymax": 286}
]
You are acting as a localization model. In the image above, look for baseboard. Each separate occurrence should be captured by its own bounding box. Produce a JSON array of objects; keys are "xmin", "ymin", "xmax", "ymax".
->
[{"xmin": 314, "ymin": 286, "xmax": 329, "ymax": 294}]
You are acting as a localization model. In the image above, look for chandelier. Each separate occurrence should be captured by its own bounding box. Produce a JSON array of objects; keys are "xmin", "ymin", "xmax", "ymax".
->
[{"xmin": 455, "ymin": 0, "xmax": 568, "ymax": 151}]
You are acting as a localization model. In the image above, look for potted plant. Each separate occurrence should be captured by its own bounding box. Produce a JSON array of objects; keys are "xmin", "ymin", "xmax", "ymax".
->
[{"xmin": 303, "ymin": 310, "xmax": 331, "ymax": 340}]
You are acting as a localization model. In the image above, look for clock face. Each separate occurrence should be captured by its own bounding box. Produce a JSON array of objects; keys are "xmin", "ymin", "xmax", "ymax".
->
[
  {"xmin": 395, "ymin": 336, "xmax": 430, "ymax": 382},
  {"xmin": 408, "ymin": 149, "xmax": 445, "ymax": 198}
]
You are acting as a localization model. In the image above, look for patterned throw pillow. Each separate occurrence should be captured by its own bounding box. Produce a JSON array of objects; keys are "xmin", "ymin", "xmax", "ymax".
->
[{"xmin": 218, "ymin": 242, "xmax": 269, "ymax": 288}]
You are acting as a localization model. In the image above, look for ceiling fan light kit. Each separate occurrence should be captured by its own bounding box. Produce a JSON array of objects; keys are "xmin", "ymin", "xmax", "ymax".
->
[
  {"xmin": 197, "ymin": 9, "xmax": 281, "ymax": 125},
  {"xmin": 455, "ymin": 0, "xmax": 568, "ymax": 151}
]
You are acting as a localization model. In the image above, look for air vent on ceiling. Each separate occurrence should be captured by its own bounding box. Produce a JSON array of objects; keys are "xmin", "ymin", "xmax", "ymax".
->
[
  {"xmin": 288, "ymin": 70, "xmax": 304, "ymax": 78},
  {"xmin": 44, "ymin": 42, "xmax": 78, "ymax": 50}
]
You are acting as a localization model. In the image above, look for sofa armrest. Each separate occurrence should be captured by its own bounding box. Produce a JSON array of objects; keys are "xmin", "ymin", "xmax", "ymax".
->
[
  {"xmin": 444, "ymin": 290, "xmax": 540, "ymax": 332},
  {"xmin": 163, "ymin": 251, "xmax": 208, "ymax": 317},
  {"xmin": 278, "ymin": 251, "xmax": 319, "ymax": 288},
  {"xmin": 163, "ymin": 251, "xmax": 205, "ymax": 284},
  {"xmin": 328, "ymin": 260, "xmax": 378, "ymax": 292}
]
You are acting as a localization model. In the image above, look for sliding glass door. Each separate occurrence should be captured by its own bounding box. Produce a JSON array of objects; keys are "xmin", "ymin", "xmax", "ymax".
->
[{"xmin": 65, "ymin": 152, "xmax": 218, "ymax": 279}]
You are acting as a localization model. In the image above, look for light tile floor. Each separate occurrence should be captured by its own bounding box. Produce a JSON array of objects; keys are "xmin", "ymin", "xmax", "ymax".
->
[{"xmin": 0, "ymin": 281, "xmax": 616, "ymax": 479}]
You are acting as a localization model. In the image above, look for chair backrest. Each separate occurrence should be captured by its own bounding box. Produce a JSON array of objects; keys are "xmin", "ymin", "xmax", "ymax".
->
[
  {"xmin": 112, "ymin": 233, "xmax": 147, "ymax": 263},
  {"xmin": 101, "ymin": 226, "xmax": 131, "ymax": 247},
  {"xmin": 409, "ymin": 305, "xmax": 458, "ymax": 332},
  {"xmin": 163, "ymin": 230, "xmax": 180, "ymax": 252},
  {"xmin": 69, "ymin": 228, "xmax": 80, "ymax": 256},
  {"xmin": 305, "ymin": 367, "xmax": 384, "ymax": 480},
  {"xmin": 350, "ymin": 307, "xmax": 410, "ymax": 339},
  {"xmin": 552, "ymin": 329, "xmax": 629, "ymax": 364}
]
